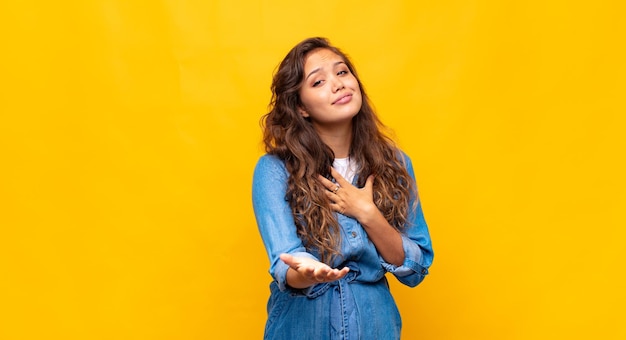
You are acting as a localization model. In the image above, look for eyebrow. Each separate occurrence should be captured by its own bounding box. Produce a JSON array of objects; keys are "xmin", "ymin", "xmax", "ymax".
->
[{"xmin": 305, "ymin": 61, "xmax": 346, "ymax": 81}]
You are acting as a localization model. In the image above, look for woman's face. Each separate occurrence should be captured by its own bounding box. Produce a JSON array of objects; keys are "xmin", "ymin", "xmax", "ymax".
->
[{"xmin": 298, "ymin": 48, "xmax": 362, "ymax": 128}]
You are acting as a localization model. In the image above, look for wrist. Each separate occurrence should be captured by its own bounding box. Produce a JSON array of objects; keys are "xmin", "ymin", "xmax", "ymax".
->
[{"xmin": 356, "ymin": 203, "xmax": 382, "ymax": 227}]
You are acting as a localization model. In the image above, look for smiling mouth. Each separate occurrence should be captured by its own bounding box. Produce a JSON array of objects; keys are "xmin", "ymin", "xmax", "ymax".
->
[{"xmin": 332, "ymin": 94, "xmax": 352, "ymax": 105}]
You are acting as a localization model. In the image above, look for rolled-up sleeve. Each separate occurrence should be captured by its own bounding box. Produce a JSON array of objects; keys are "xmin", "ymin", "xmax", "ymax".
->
[
  {"xmin": 252, "ymin": 155, "xmax": 319, "ymax": 292},
  {"xmin": 380, "ymin": 153, "xmax": 434, "ymax": 287}
]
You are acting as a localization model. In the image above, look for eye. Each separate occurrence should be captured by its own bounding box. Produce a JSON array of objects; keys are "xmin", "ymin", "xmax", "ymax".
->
[
  {"xmin": 312, "ymin": 80, "xmax": 323, "ymax": 87},
  {"xmin": 337, "ymin": 70, "xmax": 349, "ymax": 76}
]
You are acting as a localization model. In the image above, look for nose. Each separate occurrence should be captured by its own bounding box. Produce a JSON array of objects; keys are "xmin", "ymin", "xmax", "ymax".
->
[{"xmin": 332, "ymin": 77, "xmax": 345, "ymax": 92}]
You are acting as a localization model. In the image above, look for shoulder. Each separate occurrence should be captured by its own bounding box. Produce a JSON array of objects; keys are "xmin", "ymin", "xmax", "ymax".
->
[
  {"xmin": 254, "ymin": 154, "xmax": 288, "ymax": 177},
  {"xmin": 255, "ymin": 153, "xmax": 285, "ymax": 167},
  {"xmin": 396, "ymin": 149, "xmax": 413, "ymax": 169}
]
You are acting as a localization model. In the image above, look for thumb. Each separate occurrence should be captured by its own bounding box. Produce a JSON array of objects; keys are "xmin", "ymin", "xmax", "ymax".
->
[{"xmin": 279, "ymin": 253, "xmax": 295, "ymax": 266}]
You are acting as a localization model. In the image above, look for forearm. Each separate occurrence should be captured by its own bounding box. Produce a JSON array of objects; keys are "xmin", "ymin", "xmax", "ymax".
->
[{"xmin": 358, "ymin": 206, "xmax": 405, "ymax": 266}]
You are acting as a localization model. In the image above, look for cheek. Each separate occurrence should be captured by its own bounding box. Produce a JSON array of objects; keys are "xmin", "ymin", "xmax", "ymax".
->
[
  {"xmin": 348, "ymin": 79, "xmax": 361, "ymax": 96},
  {"xmin": 350, "ymin": 77, "xmax": 361, "ymax": 91},
  {"xmin": 305, "ymin": 91, "xmax": 326, "ymax": 106},
  {"xmin": 299, "ymin": 90, "xmax": 312, "ymax": 107},
  {"xmin": 300, "ymin": 94, "xmax": 324, "ymax": 114}
]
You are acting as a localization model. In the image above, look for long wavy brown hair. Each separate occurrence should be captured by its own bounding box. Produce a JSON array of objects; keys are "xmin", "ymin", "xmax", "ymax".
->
[{"xmin": 261, "ymin": 37, "xmax": 416, "ymax": 264}]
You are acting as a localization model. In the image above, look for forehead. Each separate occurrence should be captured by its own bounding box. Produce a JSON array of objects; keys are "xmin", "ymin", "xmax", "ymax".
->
[{"xmin": 303, "ymin": 48, "xmax": 344, "ymax": 70}]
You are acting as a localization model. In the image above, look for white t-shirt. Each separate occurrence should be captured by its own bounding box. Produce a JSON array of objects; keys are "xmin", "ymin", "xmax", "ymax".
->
[{"xmin": 332, "ymin": 157, "xmax": 357, "ymax": 184}]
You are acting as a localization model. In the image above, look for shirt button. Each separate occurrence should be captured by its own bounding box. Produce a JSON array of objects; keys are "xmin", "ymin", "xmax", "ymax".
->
[
  {"xmin": 421, "ymin": 269, "xmax": 427, "ymax": 274},
  {"xmin": 351, "ymin": 231, "xmax": 357, "ymax": 238}
]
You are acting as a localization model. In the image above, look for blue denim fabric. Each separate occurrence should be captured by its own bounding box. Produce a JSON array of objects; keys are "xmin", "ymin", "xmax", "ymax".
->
[{"xmin": 252, "ymin": 153, "xmax": 434, "ymax": 340}]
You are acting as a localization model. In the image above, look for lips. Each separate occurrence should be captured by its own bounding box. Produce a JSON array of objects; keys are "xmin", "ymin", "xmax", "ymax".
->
[{"xmin": 332, "ymin": 93, "xmax": 352, "ymax": 105}]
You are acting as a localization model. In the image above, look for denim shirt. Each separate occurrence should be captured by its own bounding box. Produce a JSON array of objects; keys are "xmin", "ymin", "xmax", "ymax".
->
[{"xmin": 252, "ymin": 153, "xmax": 434, "ymax": 339}]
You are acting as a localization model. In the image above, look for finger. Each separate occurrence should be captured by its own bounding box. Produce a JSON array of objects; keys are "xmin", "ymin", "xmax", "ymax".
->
[
  {"xmin": 326, "ymin": 267, "xmax": 350, "ymax": 281},
  {"xmin": 321, "ymin": 271, "xmax": 337, "ymax": 282},
  {"xmin": 319, "ymin": 180, "xmax": 341, "ymax": 197},
  {"xmin": 317, "ymin": 174, "xmax": 336, "ymax": 190},
  {"xmin": 314, "ymin": 266, "xmax": 332, "ymax": 280},
  {"xmin": 335, "ymin": 267, "xmax": 350, "ymax": 280},
  {"xmin": 319, "ymin": 176, "xmax": 341, "ymax": 195},
  {"xmin": 326, "ymin": 269, "xmax": 341, "ymax": 280},
  {"xmin": 302, "ymin": 265, "xmax": 315, "ymax": 277},
  {"xmin": 330, "ymin": 167, "xmax": 350, "ymax": 187},
  {"xmin": 329, "ymin": 202, "xmax": 344, "ymax": 214},
  {"xmin": 326, "ymin": 191, "xmax": 342, "ymax": 204},
  {"xmin": 335, "ymin": 267, "xmax": 350, "ymax": 278},
  {"xmin": 310, "ymin": 270, "xmax": 326, "ymax": 282}
]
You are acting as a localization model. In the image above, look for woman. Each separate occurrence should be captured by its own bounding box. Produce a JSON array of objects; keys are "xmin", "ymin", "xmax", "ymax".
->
[{"xmin": 252, "ymin": 37, "xmax": 434, "ymax": 340}]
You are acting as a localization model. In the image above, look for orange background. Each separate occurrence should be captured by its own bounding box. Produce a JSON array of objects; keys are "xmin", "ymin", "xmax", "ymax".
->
[{"xmin": 1, "ymin": 1, "xmax": 625, "ymax": 339}]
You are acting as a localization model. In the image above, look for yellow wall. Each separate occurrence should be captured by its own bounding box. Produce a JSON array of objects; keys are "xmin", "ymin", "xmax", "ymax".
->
[{"xmin": 1, "ymin": 1, "xmax": 624, "ymax": 339}]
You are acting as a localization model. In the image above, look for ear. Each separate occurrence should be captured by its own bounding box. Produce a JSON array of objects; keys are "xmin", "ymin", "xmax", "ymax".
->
[{"xmin": 298, "ymin": 106, "xmax": 310, "ymax": 118}]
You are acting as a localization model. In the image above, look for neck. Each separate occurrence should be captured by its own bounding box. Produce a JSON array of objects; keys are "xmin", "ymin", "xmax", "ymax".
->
[{"xmin": 312, "ymin": 121, "xmax": 352, "ymax": 158}]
